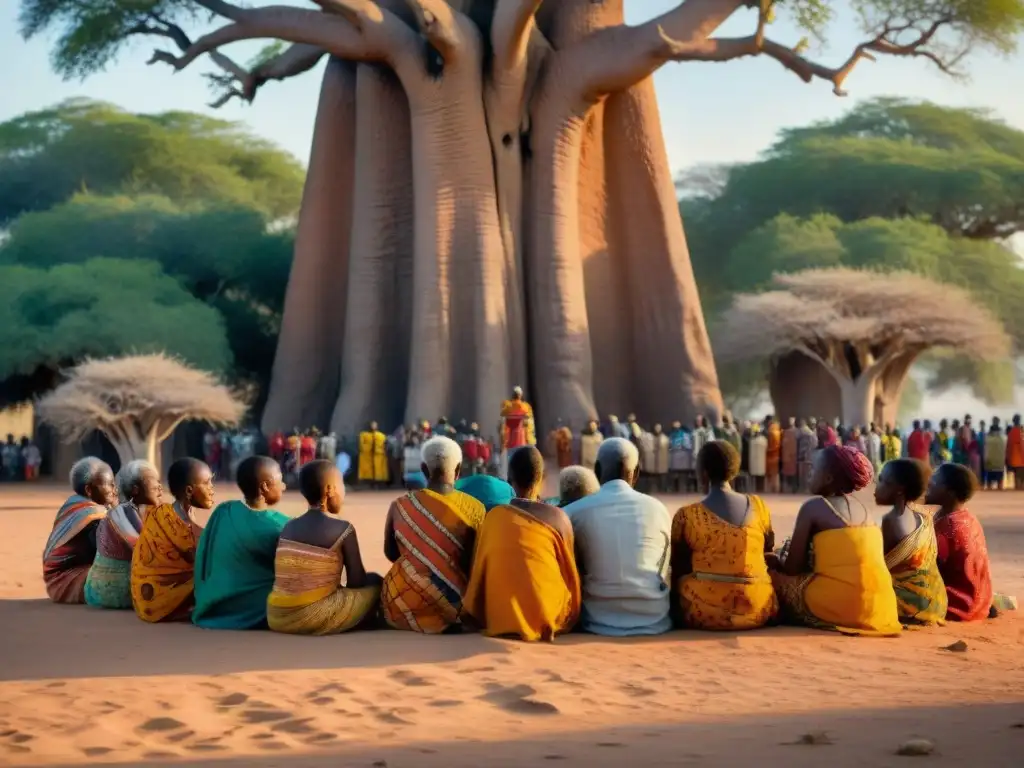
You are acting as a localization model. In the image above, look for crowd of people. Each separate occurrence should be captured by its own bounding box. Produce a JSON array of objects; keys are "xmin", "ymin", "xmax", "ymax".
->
[
  {"xmin": 1, "ymin": 434, "xmax": 42, "ymax": 482},
  {"xmin": 41, "ymin": 430, "xmax": 1011, "ymax": 643}
]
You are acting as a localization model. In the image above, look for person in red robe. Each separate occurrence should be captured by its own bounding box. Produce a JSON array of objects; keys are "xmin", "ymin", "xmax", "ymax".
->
[
  {"xmin": 269, "ymin": 431, "xmax": 285, "ymax": 466},
  {"xmin": 300, "ymin": 431, "xmax": 317, "ymax": 468},
  {"xmin": 907, "ymin": 420, "xmax": 932, "ymax": 462},
  {"xmin": 926, "ymin": 463, "xmax": 994, "ymax": 621}
]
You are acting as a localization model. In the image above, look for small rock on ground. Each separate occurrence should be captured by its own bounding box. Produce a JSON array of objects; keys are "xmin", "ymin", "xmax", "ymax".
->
[{"xmin": 897, "ymin": 738, "xmax": 935, "ymax": 756}]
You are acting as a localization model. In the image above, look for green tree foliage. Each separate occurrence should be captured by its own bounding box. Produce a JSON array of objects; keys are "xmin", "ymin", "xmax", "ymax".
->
[
  {"xmin": 685, "ymin": 99, "xmax": 1024, "ymax": 305},
  {"xmin": 710, "ymin": 214, "xmax": 1023, "ymax": 404},
  {"xmin": 0, "ymin": 99, "xmax": 304, "ymax": 224},
  {"xmin": 0, "ymin": 258, "xmax": 232, "ymax": 404},
  {"xmin": 0, "ymin": 193, "xmax": 293, "ymax": 395}
]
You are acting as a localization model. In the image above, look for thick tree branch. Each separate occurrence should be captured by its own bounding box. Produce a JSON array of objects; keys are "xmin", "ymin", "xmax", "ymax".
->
[
  {"xmin": 208, "ymin": 43, "xmax": 327, "ymax": 106},
  {"xmin": 404, "ymin": 0, "xmax": 462, "ymax": 61},
  {"xmin": 149, "ymin": 6, "xmax": 400, "ymax": 75},
  {"xmin": 492, "ymin": 0, "xmax": 543, "ymax": 72}
]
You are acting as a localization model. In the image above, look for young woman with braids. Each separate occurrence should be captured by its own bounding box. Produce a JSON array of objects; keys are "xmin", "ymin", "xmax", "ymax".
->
[{"xmin": 768, "ymin": 445, "xmax": 901, "ymax": 636}]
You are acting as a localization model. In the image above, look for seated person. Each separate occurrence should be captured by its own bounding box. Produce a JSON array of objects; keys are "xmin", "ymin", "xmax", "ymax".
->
[
  {"xmin": 85, "ymin": 460, "xmax": 161, "ymax": 609},
  {"xmin": 875, "ymin": 459, "xmax": 947, "ymax": 625},
  {"xmin": 44, "ymin": 457, "xmax": 117, "ymax": 604},
  {"xmin": 464, "ymin": 446, "xmax": 581, "ymax": 641},
  {"xmin": 556, "ymin": 466, "xmax": 599, "ymax": 507},
  {"xmin": 131, "ymin": 458, "xmax": 214, "ymax": 623},
  {"xmin": 564, "ymin": 438, "xmax": 672, "ymax": 636},
  {"xmin": 267, "ymin": 460, "xmax": 381, "ymax": 634},
  {"xmin": 194, "ymin": 456, "xmax": 290, "ymax": 630},
  {"xmin": 769, "ymin": 445, "xmax": 901, "ymax": 636},
  {"xmin": 455, "ymin": 473, "xmax": 514, "ymax": 512},
  {"xmin": 927, "ymin": 463, "xmax": 994, "ymax": 622},
  {"xmin": 381, "ymin": 436, "xmax": 485, "ymax": 633},
  {"xmin": 672, "ymin": 441, "xmax": 778, "ymax": 631}
]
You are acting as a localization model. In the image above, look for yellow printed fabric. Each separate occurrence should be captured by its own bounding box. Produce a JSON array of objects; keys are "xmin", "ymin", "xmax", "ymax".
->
[
  {"xmin": 672, "ymin": 497, "xmax": 778, "ymax": 630},
  {"xmin": 464, "ymin": 503, "xmax": 581, "ymax": 641},
  {"xmin": 358, "ymin": 431, "xmax": 374, "ymax": 481},
  {"xmin": 267, "ymin": 537, "xmax": 380, "ymax": 635},
  {"xmin": 131, "ymin": 503, "xmax": 201, "ymax": 623},
  {"xmin": 884, "ymin": 512, "xmax": 947, "ymax": 626},
  {"xmin": 381, "ymin": 489, "xmax": 484, "ymax": 633},
  {"xmin": 372, "ymin": 430, "xmax": 388, "ymax": 481},
  {"xmin": 773, "ymin": 526, "xmax": 901, "ymax": 636}
]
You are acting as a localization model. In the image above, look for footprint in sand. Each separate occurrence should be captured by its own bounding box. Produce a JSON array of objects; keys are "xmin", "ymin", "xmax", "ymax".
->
[
  {"xmin": 217, "ymin": 692, "xmax": 249, "ymax": 707},
  {"xmin": 143, "ymin": 751, "xmax": 178, "ymax": 759},
  {"xmin": 273, "ymin": 718, "xmax": 318, "ymax": 735},
  {"xmin": 165, "ymin": 730, "xmax": 196, "ymax": 744},
  {"xmin": 81, "ymin": 747, "xmax": 112, "ymax": 757},
  {"xmin": 373, "ymin": 710, "xmax": 413, "ymax": 726},
  {"xmin": 140, "ymin": 717, "xmax": 186, "ymax": 733},
  {"xmin": 389, "ymin": 669, "xmax": 433, "ymax": 687},
  {"xmin": 305, "ymin": 732, "xmax": 338, "ymax": 745},
  {"xmin": 620, "ymin": 683, "xmax": 657, "ymax": 698},
  {"xmin": 312, "ymin": 682, "xmax": 352, "ymax": 696},
  {"xmin": 428, "ymin": 699, "xmax": 464, "ymax": 708},
  {"xmin": 188, "ymin": 744, "xmax": 228, "ymax": 753},
  {"xmin": 478, "ymin": 684, "xmax": 559, "ymax": 715},
  {"xmin": 240, "ymin": 709, "xmax": 292, "ymax": 725},
  {"xmin": 309, "ymin": 696, "xmax": 335, "ymax": 705}
]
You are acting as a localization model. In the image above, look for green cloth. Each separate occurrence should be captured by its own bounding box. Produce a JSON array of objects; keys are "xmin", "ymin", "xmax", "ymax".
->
[
  {"xmin": 193, "ymin": 500, "xmax": 289, "ymax": 630},
  {"xmin": 455, "ymin": 475, "xmax": 514, "ymax": 511}
]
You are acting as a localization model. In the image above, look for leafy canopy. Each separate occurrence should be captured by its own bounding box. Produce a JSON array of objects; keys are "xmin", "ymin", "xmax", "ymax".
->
[
  {"xmin": 0, "ymin": 98, "xmax": 304, "ymax": 224},
  {"xmin": 709, "ymin": 214, "xmax": 1024, "ymax": 403},
  {"xmin": 0, "ymin": 193, "xmax": 293, "ymax": 396},
  {"xmin": 0, "ymin": 258, "xmax": 232, "ymax": 404}
]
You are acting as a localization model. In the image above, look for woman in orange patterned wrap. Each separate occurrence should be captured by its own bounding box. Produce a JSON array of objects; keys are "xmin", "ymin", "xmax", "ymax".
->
[{"xmin": 671, "ymin": 441, "xmax": 778, "ymax": 630}]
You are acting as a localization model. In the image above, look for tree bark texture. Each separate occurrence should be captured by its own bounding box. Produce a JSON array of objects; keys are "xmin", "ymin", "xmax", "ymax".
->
[{"xmin": 248, "ymin": 0, "xmax": 727, "ymax": 437}]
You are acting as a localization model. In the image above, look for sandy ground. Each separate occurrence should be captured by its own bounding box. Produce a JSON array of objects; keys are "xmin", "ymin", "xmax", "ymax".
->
[{"xmin": 1, "ymin": 481, "xmax": 1023, "ymax": 767}]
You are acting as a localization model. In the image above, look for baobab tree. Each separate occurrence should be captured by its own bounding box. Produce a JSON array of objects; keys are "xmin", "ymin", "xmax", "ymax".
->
[
  {"xmin": 21, "ymin": 0, "xmax": 1024, "ymax": 433},
  {"xmin": 713, "ymin": 269, "xmax": 1011, "ymax": 426},
  {"xmin": 37, "ymin": 354, "xmax": 246, "ymax": 468}
]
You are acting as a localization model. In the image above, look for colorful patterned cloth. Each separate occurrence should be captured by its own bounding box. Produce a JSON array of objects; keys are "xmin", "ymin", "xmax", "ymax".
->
[
  {"xmin": 84, "ymin": 503, "xmax": 142, "ymax": 609},
  {"xmin": 772, "ymin": 502, "xmax": 901, "ymax": 636},
  {"xmin": 672, "ymin": 497, "xmax": 779, "ymax": 630},
  {"xmin": 131, "ymin": 502, "xmax": 202, "ymax": 623},
  {"xmin": 43, "ymin": 495, "xmax": 106, "ymax": 604},
  {"xmin": 464, "ymin": 501, "xmax": 581, "ymax": 641},
  {"xmin": 500, "ymin": 399, "xmax": 536, "ymax": 449},
  {"xmin": 381, "ymin": 489, "xmax": 484, "ymax": 633},
  {"xmin": 934, "ymin": 507, "xmax": 994, "ymax": 622},
  {"xmin": 193, "ymin": 501, "xmax": 289, "ymax": 629},
  {"xmin": 267, "ymin": 528, "xmax": 380, "ymax": 635},
  {"xmin": 884, "ymin": 510, "xmax": 947, "ymax": 626}
]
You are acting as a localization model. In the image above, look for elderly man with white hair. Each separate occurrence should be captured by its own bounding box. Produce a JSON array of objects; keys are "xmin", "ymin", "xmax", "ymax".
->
[
  {"xmin": 381, "ymin": 436, "xmax": 486, "ymax": 634},
  {"xmin": 558, "ymin": 466, "xmax": 600, "ymax": 507},
  {"xmin": 563, "ymin": 438, "xmax": 672, "ymax": 636},
  {"xmin": 43, "ymin": 457, "xmax": 118, "ymax": 604}
]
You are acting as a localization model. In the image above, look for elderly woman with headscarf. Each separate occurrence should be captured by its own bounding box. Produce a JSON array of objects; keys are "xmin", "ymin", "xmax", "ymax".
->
[
  {"xmin": 85, "ymin": 459, "xmax": 162, "ymax": 609},
  {"xmin": 768, "ymin": 445, "xmax": 901, "ymax": 636},
  {"xmin": 44, "ymin": 457, "xmax": 118, "ymax": 603}
]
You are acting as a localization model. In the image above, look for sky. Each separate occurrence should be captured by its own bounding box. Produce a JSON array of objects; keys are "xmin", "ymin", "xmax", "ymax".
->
[{"xmin": 3, "ymin": 1, "xmax": 1024, "ymax": 420}]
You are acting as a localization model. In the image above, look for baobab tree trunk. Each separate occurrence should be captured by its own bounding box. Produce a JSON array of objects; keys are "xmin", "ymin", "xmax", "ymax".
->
[
  {"xmin": 263, "ymin": 58, "xmax": 356, "ymax": 434},
  {"xmin": 331, "ymin": 63, "xmax": 414, "ymax": 435},
  {"xmin": 874, "ymin": 351, "xmax": 919, "ymax": 427},
  {"xmin": 838, "ymin": 376, "xmax": 877, "ymax": 429}
]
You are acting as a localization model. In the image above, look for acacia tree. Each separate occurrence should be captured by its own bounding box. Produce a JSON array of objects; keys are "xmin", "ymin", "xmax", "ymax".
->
[
  {"xmin": 37, "ymin": 354, "xmax": 246, "ymax": 467},
  {"xmin": 713, "ymin": 269, "xmax": 1011, "ymax": 426},
  {"xmin": 23, "ymin": 0, "xmax": 1024, "ymax": 434}
]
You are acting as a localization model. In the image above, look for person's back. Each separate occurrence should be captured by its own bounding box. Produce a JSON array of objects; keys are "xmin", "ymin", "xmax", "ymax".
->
[
  {"xmin": 194, "ymin": 457, "xmax": 290, "ymax": 630},
  {"xmin": 465, "ymin": 447, "xmax": 581, "ymax": 641},
  {"xmin": 268, "ymin": 460, "xmax": 381, "ymax": 634},
  {"xmin": 672, "ymin": 441, "xmax": 778, "ymax": 631},
  {"xmin": 565, "ymin": 438, "xmax": 671, "ymax": 636}
]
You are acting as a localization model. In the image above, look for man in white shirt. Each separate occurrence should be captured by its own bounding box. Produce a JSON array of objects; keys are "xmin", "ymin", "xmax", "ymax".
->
[{"xmin": 564, "ymin": 438, "xmax": 672, "ymax": 636}]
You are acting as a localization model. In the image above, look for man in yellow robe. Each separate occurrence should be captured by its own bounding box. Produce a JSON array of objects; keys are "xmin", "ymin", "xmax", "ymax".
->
[
  {"xmin": 358, "ymin": 422, "xmax": 388, "ymax": 488},
  {"xmin": 499, "ymin": 386, "xmax": 536, "ymax": 477},
  {"xmin": 465, "ymin": 446, "xmax": 580, "ymax": 641}
]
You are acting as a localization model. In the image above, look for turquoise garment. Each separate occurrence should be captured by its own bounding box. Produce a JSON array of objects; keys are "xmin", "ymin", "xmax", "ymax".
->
[
  {"xmin": 84, "ymin": 555, "xmax": 132, "ymax": 609},
  {"xmin": 193, "ymin": 501, "xmax": 289, "ymax": 629},
  {"xmin": 455, "ymin": 475, "xmax": 514, "ymax": 511}
]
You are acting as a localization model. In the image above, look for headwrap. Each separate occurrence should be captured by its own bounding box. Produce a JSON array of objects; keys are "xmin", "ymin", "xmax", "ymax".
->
[
  {"xmin": 455, "ymin": 475, "xmax": 514, "ymax": 512},
  {"xmin": 821, "ymin": 444, "xmax": 873, "ymax": 494}
]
